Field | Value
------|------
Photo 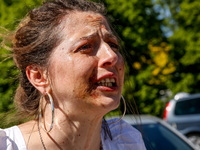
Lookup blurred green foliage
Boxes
[0,0,42,127]
[1,0,200,127]
[157,0,200,94]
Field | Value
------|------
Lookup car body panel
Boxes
[107,115,197,150]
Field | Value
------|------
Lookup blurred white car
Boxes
[163,92,200,148]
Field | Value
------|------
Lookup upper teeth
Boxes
[97,78,116,87]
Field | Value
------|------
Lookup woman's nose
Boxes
[98,43,118,68]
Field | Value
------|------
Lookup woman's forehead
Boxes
[61,11,110,32]
[85,14,105,27]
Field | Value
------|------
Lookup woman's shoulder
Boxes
[101,118,146,150]
[0,126,27,150]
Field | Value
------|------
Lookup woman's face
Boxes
[48,11,124,114]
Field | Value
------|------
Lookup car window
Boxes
[133,123,194,150]
[175,98,200,115]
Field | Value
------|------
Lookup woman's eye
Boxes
[77,43,92,52]
[108,42,119,51]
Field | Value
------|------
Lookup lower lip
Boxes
[96,85,118,92]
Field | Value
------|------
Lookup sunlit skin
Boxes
[49,12,124,114]
[19,11,124,150]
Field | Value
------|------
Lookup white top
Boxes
[0,118,146,150]
[0,125,26,150]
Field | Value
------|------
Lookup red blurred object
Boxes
[163,102,170,121]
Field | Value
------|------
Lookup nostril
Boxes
[100,54,118,68]
[103,62,112,66]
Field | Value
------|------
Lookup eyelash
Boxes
[76,42,119,53]
[77,43,92,52]
[108,42,119,51]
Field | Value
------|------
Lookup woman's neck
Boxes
[19,107,104,150]
[48,110,103,150]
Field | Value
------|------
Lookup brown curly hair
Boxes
[13,0,105,117]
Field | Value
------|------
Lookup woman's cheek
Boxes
[118,55,125,72]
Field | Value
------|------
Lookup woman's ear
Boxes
[26,65,50,94]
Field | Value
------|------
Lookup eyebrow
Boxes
[79,32,118,42]
[79,32,99,41]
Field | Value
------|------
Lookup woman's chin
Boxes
[97,96,120,111]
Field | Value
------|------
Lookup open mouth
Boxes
[96,78,116,87]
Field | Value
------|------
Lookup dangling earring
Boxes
[38,92,55,133]
[103,95,126,125]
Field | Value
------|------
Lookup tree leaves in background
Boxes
[159,0,200,94]
[0,0,42,112]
